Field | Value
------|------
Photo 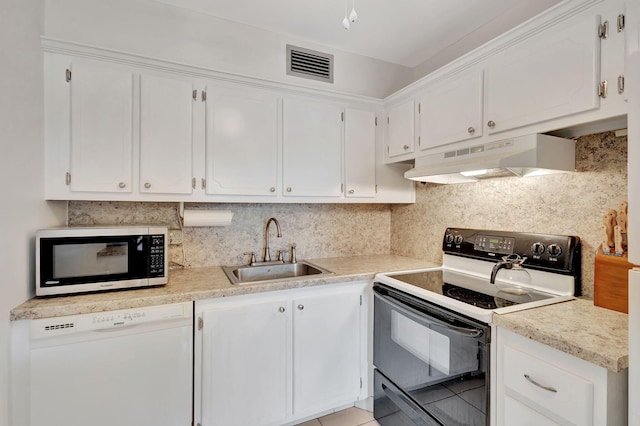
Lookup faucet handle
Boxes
[244,251,256,266]
[290,243,297,264]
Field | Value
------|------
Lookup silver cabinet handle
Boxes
[524,374,557,393]
[467,127,475,134]
[297,304,304,310]
[278,307,285,313]
[118,182,126,189]
[487,120,496,128]
[403,144,410,150]
[144,182,151,189]
[270,187,276,193]
[348,189,355,194]
[286,187,292,193]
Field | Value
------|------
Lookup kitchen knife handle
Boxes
[602,224,611,253]
[615,225,624,255]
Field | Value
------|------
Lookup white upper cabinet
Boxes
[205,85,279,196]
[418,69,483,150]
[282,98,343,197]
[381,0,626,160]
[68,61,134,193]
[139,74,196,195]
[484,14,601,135]
[42,44,413,203]
[386,100,415,158]
[344,108,377,198]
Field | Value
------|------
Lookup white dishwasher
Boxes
[12,302,193,426]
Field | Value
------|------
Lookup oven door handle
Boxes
[381,381,443,426]
[375,291,485,338]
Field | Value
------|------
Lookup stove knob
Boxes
[547,243,563,257]
[531,242,546,256]
[454,235,464,245]
[445,234,455,244]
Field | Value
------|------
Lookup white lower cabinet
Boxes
[496,327,627,426]
[292,289,362,417]
[195,282,367,426]
[198,296,290,426]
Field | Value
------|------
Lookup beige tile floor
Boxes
[296,407,380,426]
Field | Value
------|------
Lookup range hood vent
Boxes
[405,134,575,184]
[286,45,334,83]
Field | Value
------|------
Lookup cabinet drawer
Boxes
[504,395,558,426]
[503,345,593,425]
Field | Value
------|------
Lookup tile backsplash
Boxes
[68,131,626,299]
[68,202,391,268]
[390,131,628,299]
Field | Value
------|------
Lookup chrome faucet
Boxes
[263,217,282,262]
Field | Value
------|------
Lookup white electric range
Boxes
[372,227,581,426]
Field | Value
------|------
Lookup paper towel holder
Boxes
[178,202,234,227]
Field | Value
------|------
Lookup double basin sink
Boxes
[222,260,334,285]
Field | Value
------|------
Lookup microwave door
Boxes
[39,235,144,288]
[53,241,129,280]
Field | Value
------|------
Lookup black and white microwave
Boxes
[36,226,168,296]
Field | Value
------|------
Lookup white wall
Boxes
[44,0,413,99]
[0,2,67,425]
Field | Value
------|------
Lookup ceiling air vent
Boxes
[287,44,334,83]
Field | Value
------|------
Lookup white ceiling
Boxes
[153,0,563,68]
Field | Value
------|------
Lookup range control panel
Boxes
[442,227,581,277]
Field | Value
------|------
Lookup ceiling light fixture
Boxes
[342,0,358,30]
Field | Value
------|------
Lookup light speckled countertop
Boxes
[11,255,628,373]
[10,254,435,321]
[493,298,628,372]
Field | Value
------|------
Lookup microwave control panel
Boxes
[149,234,165,276]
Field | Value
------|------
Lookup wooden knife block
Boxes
[594,247,632,313]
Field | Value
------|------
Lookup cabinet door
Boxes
[345,108,376,198]
[140,74,195,194]
[205,86,279,196]
[386,100,415,158]
[199,299,290,426]
[419,69,483,150]
[69,61,133,193]
[485,15,601,134]
[283,98,343,197]
[292,289,362,416]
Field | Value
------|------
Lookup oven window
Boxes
[53,242,129,279]
[391,310,479,376]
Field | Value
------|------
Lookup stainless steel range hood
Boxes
[404,134,575,184]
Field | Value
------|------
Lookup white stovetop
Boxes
[374,254,576,324]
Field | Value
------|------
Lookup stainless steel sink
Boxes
[222,261,333,285]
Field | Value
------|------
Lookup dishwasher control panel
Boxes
[30,302,191,339]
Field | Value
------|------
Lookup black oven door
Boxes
[373,283,490,426]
